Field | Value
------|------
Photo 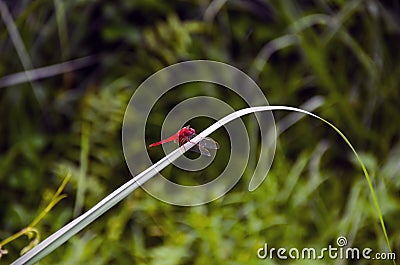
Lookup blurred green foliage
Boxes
[0,0,399,264]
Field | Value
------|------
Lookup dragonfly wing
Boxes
[198,137,219,150]
[187,145,211,156]
[198,146,211,156]
[183,144,211,156]
[180,134,218,156]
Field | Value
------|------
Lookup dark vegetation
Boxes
[0,1,399,264]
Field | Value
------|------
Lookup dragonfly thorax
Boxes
[179,126,196,137]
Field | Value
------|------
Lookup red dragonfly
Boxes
[149,125,219,156]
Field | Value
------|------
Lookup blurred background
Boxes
[0,0,399,264]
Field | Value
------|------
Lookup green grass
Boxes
[1,0,399,264]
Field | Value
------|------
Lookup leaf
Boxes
[12,106,392,265]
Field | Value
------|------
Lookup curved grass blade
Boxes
[12,106,393,264]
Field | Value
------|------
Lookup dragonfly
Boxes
[149,125,219,156]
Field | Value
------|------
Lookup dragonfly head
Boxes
[182,125,196,136]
